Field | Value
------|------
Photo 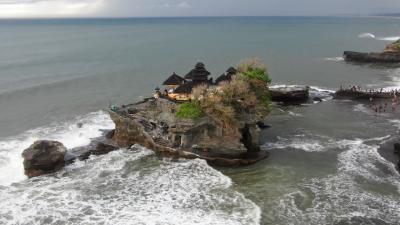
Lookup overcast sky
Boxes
[0,0,400,18]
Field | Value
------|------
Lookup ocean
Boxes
[0,17,399,225]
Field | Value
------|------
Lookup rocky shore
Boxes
[109,97,269,167]
[343,39,400,63]
[269,85,310,102]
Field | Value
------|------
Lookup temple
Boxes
[215,67,238,85]
[161,62,237,101]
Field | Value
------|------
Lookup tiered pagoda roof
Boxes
[184,62,211,83]
[174,82,195,94]
[215,67,238,84]
[163,72,186,86]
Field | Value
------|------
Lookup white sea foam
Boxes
[0,148,261,225]
[264,135,329,152]
[324,56,344,62]
[377,36,400,41]
[358,33,376,39]
[0,111,114,186]
[388,119,400,130]
[268,137,400,224]
[358,32,400,42]
[288,111,303,117]
[309,86,335,94]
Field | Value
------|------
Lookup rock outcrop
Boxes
[334,89,395,99]
[21,140,67,178]
[343,39,400,63]
[343,51,400,63]
[109,98,268,166]
[395,143,400,170]
[78,142,119,160]
[269,85,310,102]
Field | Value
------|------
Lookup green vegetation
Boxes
[238,58,271,83]
[189,58,272,136]
[386,40,400,51]
[176,102,203,119]
[394,42,400,51]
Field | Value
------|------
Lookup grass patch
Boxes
[176,102,203,119]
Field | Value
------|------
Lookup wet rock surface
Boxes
[109,98,269,166]
[21,140,67,178]
[78,142,119,160]
[343,51,400,63]
[334,89,395,100]
[377,140,400,173]
[343,40,400,63]
[269,85,310,102]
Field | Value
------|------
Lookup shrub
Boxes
[176,102,203,119]
[238,58,271,83]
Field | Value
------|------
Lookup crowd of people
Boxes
[339,85,399,114]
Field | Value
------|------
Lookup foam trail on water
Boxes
[0,148,261,225]
[358,33,376,39]
[324,57,344,62]
[0,111,114,186]
[377,36,400,41]
[358,32,399,41]
[267,137,400,224]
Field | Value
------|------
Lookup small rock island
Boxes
[344,39,400,63]
[109,59,271,166]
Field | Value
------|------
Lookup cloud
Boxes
[0,0,400,18]
[0,0,104,18]
[177,1,190,9]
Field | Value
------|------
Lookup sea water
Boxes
[0,17,399,225]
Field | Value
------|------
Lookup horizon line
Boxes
[0,15,396,20]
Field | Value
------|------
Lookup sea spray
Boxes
[0,148,262,225]
[0,111,114,186]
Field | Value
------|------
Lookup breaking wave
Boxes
[263,134,332,152]
[0,111,115,186]
[358,33,400,41]
[358,33,376,39]
[324,57,344,62]
[377,36,400,41]
[264,137,400,224]
[0,147,261,225]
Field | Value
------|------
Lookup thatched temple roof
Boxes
[184,62,211,82]
[163,73,186,86]
[174,82,195,94]
[226,67,237,75]
[215,67,238,84]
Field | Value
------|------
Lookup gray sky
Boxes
[0,0,400,18]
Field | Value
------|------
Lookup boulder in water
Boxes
[343,51,400,63]
[105,129,115,139]
[343,39,400,63]
[395,143,400,170]
[78,142,119,160]
[22,140,67,178]
[269,85,310,102]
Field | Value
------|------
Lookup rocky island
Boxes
[109,59,271,166]
[344,39,400,63]
[22,59,274,177]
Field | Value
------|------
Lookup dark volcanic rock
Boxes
[269,85,310,102]
[394,143,400,154]
[313,97,323,102]
[334,89,394,100]
[395,143,400,170]
[378,141,400,173]
[78,142,119,160]
[105,129,115,139]
[22,140,67,178]
[344,51,400,63]
[257,121,271,129]
[109,98,268,166]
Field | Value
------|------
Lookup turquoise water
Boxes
[0,17,399,224]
